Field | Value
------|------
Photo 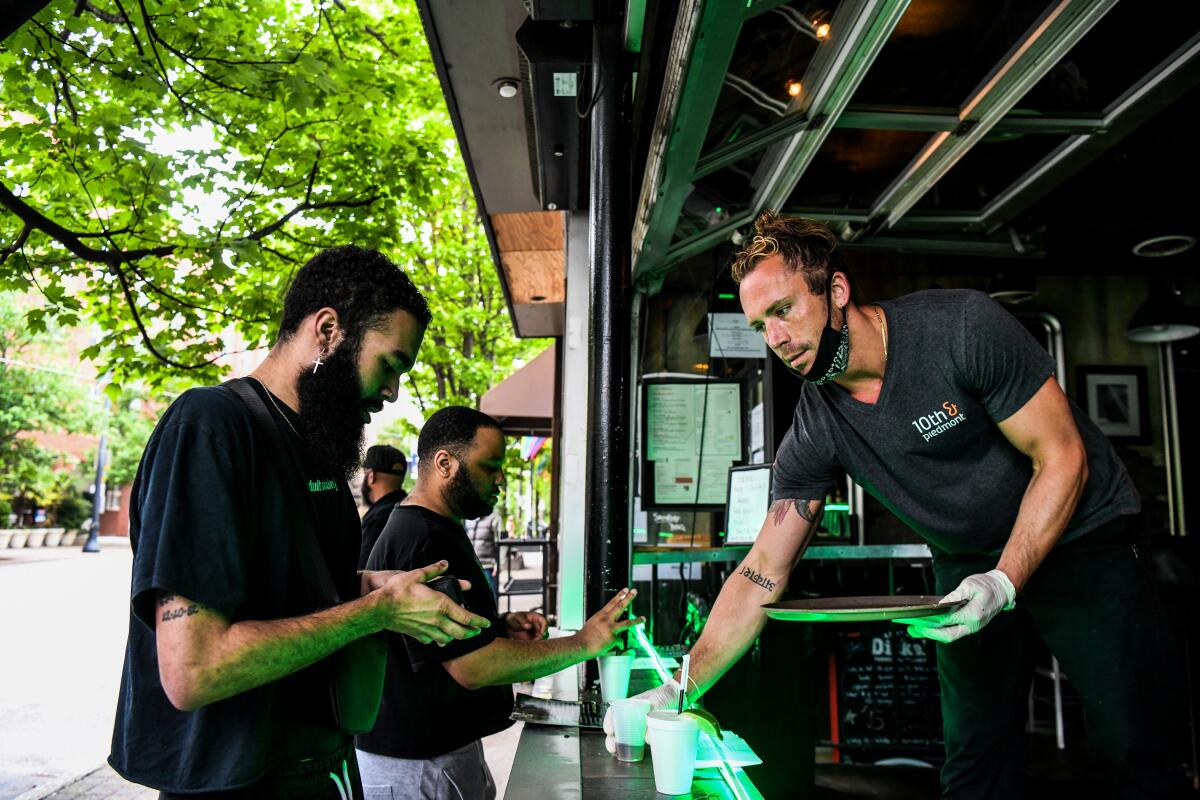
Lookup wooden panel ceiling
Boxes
[492,211,565,304]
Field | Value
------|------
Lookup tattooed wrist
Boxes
[739,566,777,592]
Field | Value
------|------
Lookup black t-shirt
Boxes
[358,488,407,570]
[773,290,1140,555]
[356,505,514,759]
[109,381,362,793]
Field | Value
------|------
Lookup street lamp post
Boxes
[81,430,105,553]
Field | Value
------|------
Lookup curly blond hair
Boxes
[730,210,847,295]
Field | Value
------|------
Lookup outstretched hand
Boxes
[577,589,645,658]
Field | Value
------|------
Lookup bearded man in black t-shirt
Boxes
[109,247,491,800]
[356,406,642,799]
[606,212,1187,799]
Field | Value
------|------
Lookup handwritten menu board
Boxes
[725,466,772,544]
[836,627,943,757]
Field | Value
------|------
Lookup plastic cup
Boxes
[598,652,634,703]
[646,710,700,795]
[610,698,652,762]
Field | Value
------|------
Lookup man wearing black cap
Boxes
[358,444,409,569]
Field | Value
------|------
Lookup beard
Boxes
[360,476,372,505]
[295,341,367,481]
[443,463,496,521]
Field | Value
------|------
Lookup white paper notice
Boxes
[653,459,696,504]
[646,384,697,460]
[709,313,767,359]
[652,457,733,505]
[696,384,741,458]
[749,402,764,455]
[725,466,772,544]
[697,458,732,505]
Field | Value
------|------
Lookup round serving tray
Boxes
[762,595,967,623]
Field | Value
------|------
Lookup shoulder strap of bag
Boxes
[222,377,343,607]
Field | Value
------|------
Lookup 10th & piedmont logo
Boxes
[910,401,967,442]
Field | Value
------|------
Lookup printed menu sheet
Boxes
[646,383,742,505]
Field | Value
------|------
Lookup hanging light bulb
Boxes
[785,79,803,98]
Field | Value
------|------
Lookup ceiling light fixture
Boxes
[815,22,831,39]
[785,79,803,98]
[1126,286,1199,343]
[492,78,520,99]
[987,271,1037,305]
[1131,234,1195,258]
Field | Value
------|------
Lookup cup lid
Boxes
[611,698,651,711]
[646,710,699,730]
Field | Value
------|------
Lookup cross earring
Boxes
[311,350,326,373]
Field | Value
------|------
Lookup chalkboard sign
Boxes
[835,626,943,759]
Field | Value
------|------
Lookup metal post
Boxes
[81,432,104,553]
[585,10,632,633]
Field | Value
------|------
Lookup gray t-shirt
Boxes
[773,289,1140,556]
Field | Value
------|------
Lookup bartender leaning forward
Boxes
[607,211,1186,799]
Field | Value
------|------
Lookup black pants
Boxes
[934,515,1187,799]
[159,742,361,800]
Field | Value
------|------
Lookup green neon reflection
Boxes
[630,623,754,800]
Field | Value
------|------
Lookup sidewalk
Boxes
[3,544,547,800]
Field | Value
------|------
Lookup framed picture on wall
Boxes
[1076,365,1150,444]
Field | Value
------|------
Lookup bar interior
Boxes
[421,0,1200,796]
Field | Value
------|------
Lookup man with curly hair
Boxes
[608,212,1185,798]
[110,246,491,799]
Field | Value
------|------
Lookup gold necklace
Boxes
[873,305,888,361]
[247,375,300,438]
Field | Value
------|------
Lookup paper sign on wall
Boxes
[725,466,772,544]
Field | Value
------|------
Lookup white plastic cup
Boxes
[610,698,652,762]
[598,652,634,703]
[646,710,700,795]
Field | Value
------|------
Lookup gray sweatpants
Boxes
[356,741,496,800]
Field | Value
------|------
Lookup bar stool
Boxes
[1026,656,1067,750]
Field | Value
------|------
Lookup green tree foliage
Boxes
[398,185,547,422]
[104,391,162,486]
[0,291,95,503]
[0,0,482,392]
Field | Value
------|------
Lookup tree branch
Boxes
[0,181,175,265]
[107,263,216,370]
[407,373,427,413]
[243,192,378,242]
[76,0,126,24]
[364,26,397,57]
[109,0,145,56]
[0,226,32,267]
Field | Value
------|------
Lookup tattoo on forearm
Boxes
[738,566,777,592]
[769,499,822,527]
[160,602,205,622]
[158,593,176,607]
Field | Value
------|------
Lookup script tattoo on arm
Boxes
[769,498,821,527]
[738,565,777,592]
[158,592,206,623]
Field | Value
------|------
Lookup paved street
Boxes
[0,539,543,799]
[0,539,132,800]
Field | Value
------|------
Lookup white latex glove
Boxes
[899,569,1016,644]
[602,679,682,754]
